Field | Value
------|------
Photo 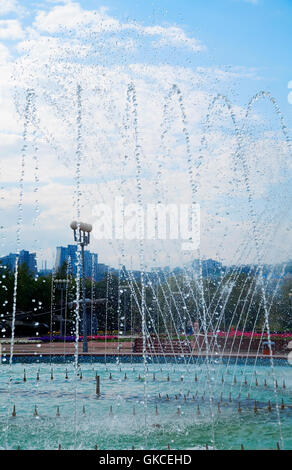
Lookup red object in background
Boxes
[79,335,118,341]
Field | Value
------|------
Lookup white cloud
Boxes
[33,2,205,52]
[142,25,205,52]
[0,0,26,17]
[0,0,18,15]
[34,2,94,33]
[0,19,24,39]
[0,42,10,61]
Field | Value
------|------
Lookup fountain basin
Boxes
[0,357,291,450]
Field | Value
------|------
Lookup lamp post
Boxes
[70,221,92,353]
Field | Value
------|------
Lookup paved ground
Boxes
[0,340,287,359]
[0,341,133,355]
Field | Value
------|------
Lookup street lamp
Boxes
[70,220,92,353]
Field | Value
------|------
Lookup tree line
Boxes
[0,261,291,337]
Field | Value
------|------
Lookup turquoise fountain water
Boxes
[0,359,291,450]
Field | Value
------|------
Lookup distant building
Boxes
[0,250,37,275]
[38,260,52,276]
[38,268,52,276]
[55,246,69,272]
[19,250,37,275]
[191,258,223,278]
[55,245,101,280]
[0,253,16,272]
[96,263,107,274]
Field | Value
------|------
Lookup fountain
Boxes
[0,6,291,451]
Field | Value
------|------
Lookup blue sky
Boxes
[2,0,292,109]
[43,0,292,112]
[103,0,292,116]
[0,0,291,269]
